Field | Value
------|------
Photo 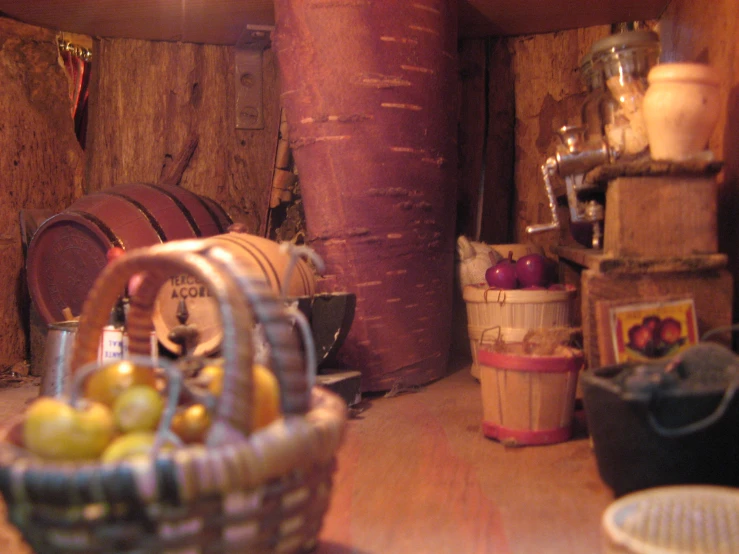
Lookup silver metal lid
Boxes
[590,30,660,58]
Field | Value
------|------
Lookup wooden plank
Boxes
[85,37,280,235]
[457,38,487,239]
[319,365,613,554]
[604,176,718,258]
[0,17,84,370]
[0,0,275,45]
[555,246,728,274]
[0,0,671,44]
[479,37,515,244]
[461,0,669,37]
[0,368,613,553]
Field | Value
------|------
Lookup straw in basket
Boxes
[0,240,347,553]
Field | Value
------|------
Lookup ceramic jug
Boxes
[643,62,721,161]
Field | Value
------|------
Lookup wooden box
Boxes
[557,248,733,371]
[604,176,717,258]
[581,260,732,370]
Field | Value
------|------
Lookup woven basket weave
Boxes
[0,240,347,553]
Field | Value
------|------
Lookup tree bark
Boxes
[274,0,459,391]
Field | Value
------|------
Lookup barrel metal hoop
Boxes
[195,195,229,233]
[148,184,203,236]
[211,234,283,292]
[66,210,124,248]
[107,191,168,242]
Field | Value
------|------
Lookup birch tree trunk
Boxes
[274,0,459,391]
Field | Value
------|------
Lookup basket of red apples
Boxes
[463,251,576,379]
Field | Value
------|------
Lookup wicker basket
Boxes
[463,284,576,379]
[0,240,347,553]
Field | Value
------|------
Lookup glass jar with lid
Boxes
[590,30,661,157]
[580,52,619,145]
[579,52,604,142]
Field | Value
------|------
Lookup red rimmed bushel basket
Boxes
[478,343,583,446]
[0,240,347,553]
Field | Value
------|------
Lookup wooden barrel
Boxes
[152,232,316,356]
[26,183,231,324]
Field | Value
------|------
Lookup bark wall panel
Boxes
[274,0,459,391]
[0,18,84,369]
[85,38,281,235]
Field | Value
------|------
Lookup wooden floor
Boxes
[0,362,616,553]
[317,362,614,554]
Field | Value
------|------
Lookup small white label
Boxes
[98,326,124,363]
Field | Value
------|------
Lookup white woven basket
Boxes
[602,485,739,554]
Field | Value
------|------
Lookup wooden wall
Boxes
[0,1,737,373]
[0,19,84,370]
[86,38,281,234]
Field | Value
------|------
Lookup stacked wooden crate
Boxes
[558,164,733,370]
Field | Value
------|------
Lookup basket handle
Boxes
[203,244,312,416]
[648,368,739,438]
[70,246,260,439]
[479,325,502,345]
[482,287,506,305]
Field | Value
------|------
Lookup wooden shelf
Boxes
[0,0,671,44]
[555,245,728,274]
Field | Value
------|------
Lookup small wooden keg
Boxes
[152,232,316,356]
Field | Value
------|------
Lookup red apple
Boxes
[516,253,554,288]
[485,262,518,289]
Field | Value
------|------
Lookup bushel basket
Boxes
[0,240,348,553]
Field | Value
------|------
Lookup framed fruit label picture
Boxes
[596,296,699,365]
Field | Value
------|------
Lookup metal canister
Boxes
[39,320,78,397]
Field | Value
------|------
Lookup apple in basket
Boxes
[485,251,519,289]
[19,359,284,462]
[23,397,116,461]
[515,253,557,288]
[180,362,282,437]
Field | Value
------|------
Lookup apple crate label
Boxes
[609,298,698,363]
[98,326,124,363]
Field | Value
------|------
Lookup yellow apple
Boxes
[84,360,158,407]
[112,385,164,433]
[101,431,169,463]
[199,364,224,396]
[171,404,212,444]
[253,364,281,430]
[23,397,116,461]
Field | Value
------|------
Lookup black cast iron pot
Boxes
[581,342,739,497]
